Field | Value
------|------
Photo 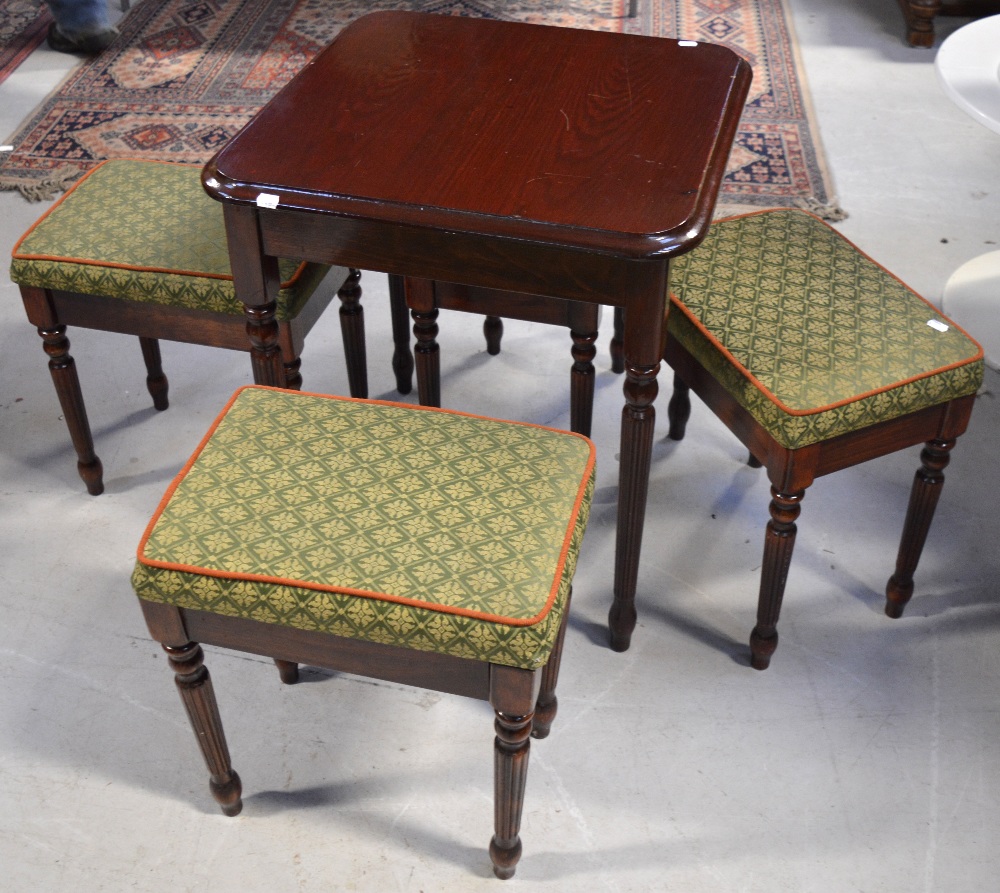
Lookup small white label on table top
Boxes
[927,319,950,332]
[678,41,698,47]
[256,193,280,209]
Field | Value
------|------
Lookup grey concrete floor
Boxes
[1,1,999,890]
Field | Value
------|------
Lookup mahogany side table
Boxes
[202,11,752,652]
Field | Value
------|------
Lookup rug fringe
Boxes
[801,196,849,222]
[0,166,82,202]
[716,197,849,223]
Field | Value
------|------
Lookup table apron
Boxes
[258,208,669,310]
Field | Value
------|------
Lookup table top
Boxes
[936,14,1000,136]
[205,11,751,259]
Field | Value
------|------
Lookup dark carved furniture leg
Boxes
[273,659,300,684]
[532,593,571,740]
[569,327,597,438]
[412,307,441,408]
[885,438,955,618]
[897,0,941,47]
[751,487,804,670]
[337,268,368,399]
[666,372,690,441]
[387,274,414,395]
[489,665,538,881]
[282,357,303,390]
[38,324,104,495]
[611,306,625,374]
[244,301,285,386]
[139,337,169,411]
[164,642,243,816]
[608,359,659,651]
[484,316,504,355]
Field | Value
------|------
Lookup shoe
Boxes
[46,22,119,55]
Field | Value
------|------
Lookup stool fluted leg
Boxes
[751,487,804,670]
[164,642,242,817]
[885,438,954,618]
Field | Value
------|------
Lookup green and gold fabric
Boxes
[10,160,333,320]
[668,210,984,449]
[133,387,596,670]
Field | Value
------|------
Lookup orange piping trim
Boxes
[11,159,308,292]
[136,385,597,628]
[670,209,985,418]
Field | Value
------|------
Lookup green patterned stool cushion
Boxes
[668,210,984,449]
[10,159,333,321]
[132,387,596,670]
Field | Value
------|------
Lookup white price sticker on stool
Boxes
[256,193,280,209]
[927,319,949,332]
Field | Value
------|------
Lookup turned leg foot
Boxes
[666,373,690,441]
[282,357,303,390]
[139,337,169,410]
[490,709,532,879]
[337,268,368,398]
[164,642,243,816]
[885,438,954,618]
[751,487,803,670]
[274,659,300,684]
[39,325,104,495]
[484,315,503,356]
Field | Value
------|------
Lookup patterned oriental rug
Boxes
[0,0,840,217]
[0,0,50,87]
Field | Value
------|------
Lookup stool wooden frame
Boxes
[18,270,367,496]
[138,596,571,880]
[663,335,977,669]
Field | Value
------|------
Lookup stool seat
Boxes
[668,210,983,449]
[663,209,983,669]
[133,386,593,669]
[131,386,594,878]
[11,159,329,319]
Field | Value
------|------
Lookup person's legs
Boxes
[45,0,118,54]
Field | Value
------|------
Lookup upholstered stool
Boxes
[10,159,368,496]
[662,209,983,669]
[131,386,595,879]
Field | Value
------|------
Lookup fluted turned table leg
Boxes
[608,357,659,651]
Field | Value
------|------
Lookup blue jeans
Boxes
[45,0,112,36]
